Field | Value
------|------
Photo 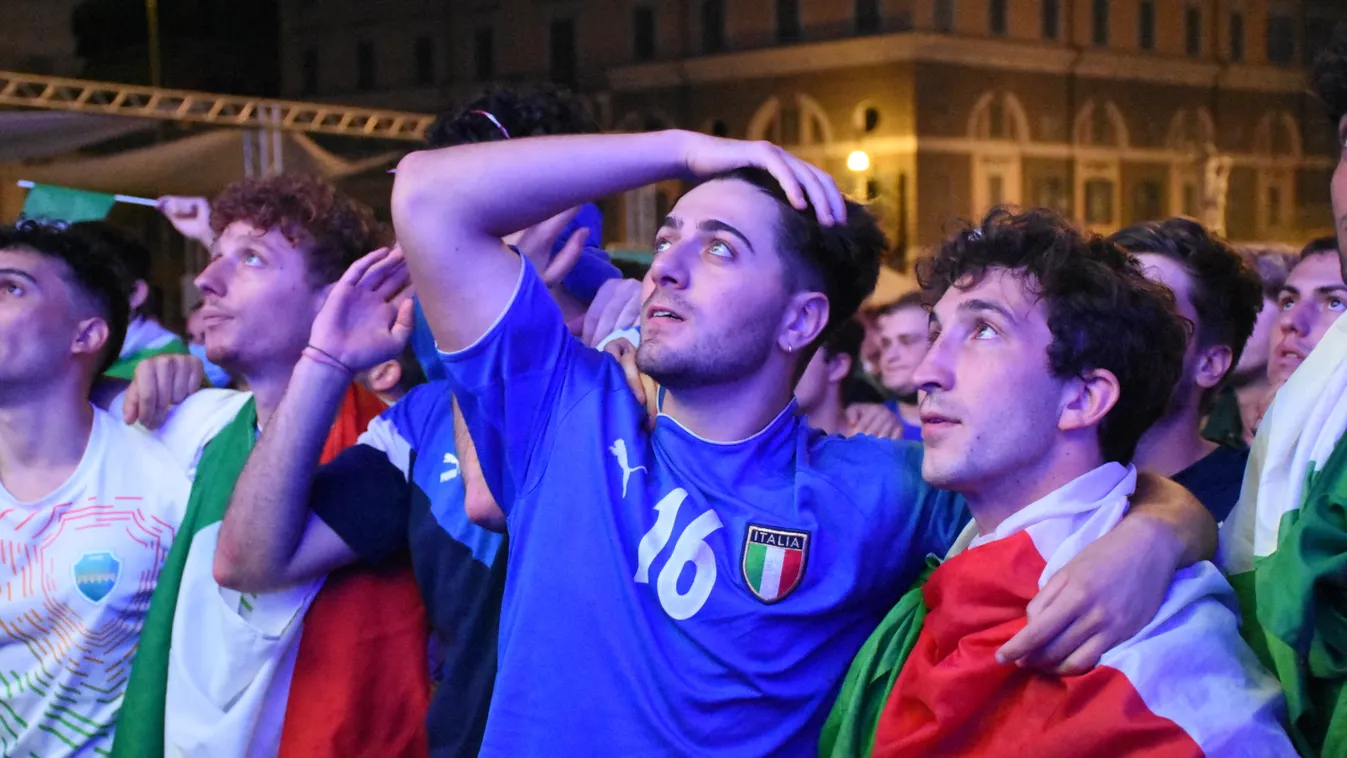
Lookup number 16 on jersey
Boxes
[633,489,724,621]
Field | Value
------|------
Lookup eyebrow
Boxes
[698,219,755,255]
[0,268,38,285]
[960,297,1019,324]
[660,215,682,231]
[1280,284,1347,298]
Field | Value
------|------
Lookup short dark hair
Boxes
[425,84,599,148]
[821,318,865,366]
[67,221,153,316]
[1110,218,1263,410]
[1300,235,1340,261]
[211,174,390,287]
[0,220,129,375]
[1311,21,1347,127]
[875,290,926,319]
[919,207,1187,464]
[1238,245,1298,300]
[707,166,884,349]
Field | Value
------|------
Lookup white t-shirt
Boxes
[108,389,254,479]
[0,407,190,756]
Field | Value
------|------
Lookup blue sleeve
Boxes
[409,298,448,383]
[867,442,969,601]
[437,258,601,515]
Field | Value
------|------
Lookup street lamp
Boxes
[847,150,871,173]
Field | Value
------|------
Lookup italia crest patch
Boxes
[73,550,121,603]
[741,525,809,604]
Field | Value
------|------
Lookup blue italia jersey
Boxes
[443,260,967,756]
[310,381,505,757]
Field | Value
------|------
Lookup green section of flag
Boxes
[102,339,191,381]
[820,557,938,758]
[744,543,767,593]
[110,400,257,758]
[1239,435,1347,758]
[21,184,117,223]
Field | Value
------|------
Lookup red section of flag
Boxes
[873,531,1202,758]
[779,545,804,595]
[279,384,431,758]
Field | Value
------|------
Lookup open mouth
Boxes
[645,304,685,322]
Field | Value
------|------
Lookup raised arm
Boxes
[390,130,845,353]
[215,248,414,592]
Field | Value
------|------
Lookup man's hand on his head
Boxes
[124,354,206,430]
[583,278,642,347]
[845,403,903,439]
[604,338,659,429]
[678,133,848,226]
[308,247,415,377]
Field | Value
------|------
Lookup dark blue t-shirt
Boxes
[442,259,968,756]
[1172,444,1250,523]
[310,381,504,758]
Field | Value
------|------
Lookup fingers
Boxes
[1050,634,1111,676]
[174,356,205,405]
[584,279,640,347]
[517,206,582,270]
[390,298,416,345]
[995,578,1067,665]
[340,247,392,288]
[605,338,647,408]
[757,145,809,213]
[365,250,411,299]
[642,374,660,430]
[123,380,140,425]
[128,361,159,429]
[806,162,848,224]
[542,229,586,289]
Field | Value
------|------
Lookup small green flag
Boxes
[21,183,117,223]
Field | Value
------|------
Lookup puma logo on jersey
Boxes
[609,439,647,497]
[441,453,460,483]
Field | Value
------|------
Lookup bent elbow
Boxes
[211,539,265,593]
[465,485,507,533]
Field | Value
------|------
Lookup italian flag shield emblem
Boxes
[742,525,809,603]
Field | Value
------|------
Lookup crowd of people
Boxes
[4,18,1347,758]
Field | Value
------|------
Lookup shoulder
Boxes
[92,408,192,502]
[156,390,253,477]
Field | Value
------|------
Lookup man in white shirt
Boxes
[0,220,190,756]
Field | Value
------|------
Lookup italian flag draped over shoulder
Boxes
[112,385,429,757]
[825,464,1291,757]
[1218,315,1347,757]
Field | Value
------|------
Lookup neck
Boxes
[1232,378,1269,441]
[0,379,95,499]
[662,371,796,442]
[964,441,1102,534]
[803,390,847,435]
[241,363,302,429]
[1133,403,1217,478]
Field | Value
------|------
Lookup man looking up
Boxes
[1267,238,1346,389]
[1111,219,1264,521]
[847,207,1291,756]
[1220,22,1347,755]
[874,292,929,440]
[0,221,190,756]
[363,130,1205,753]
[111,176,429,758]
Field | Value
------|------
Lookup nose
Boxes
[194,257,227,298]
[1277,301,1308,338]
[646,240,691,291]
[911,334,952,394]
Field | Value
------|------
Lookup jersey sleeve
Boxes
[309,386,435,564]
[436,254,598,515]
[867,441,969,601]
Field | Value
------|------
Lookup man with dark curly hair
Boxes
[110,174,431,758]
[1110,219,1264,521]
[828,207,1290,757]
[1218,20,1347,757]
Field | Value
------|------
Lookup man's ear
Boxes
[1193,343,1234,390]
[362,359,403,395]
[1058,368,1121,433]
[778,292,829,354]
[129,280,150,314]
[827,352,853,384]
[72,316,111,364]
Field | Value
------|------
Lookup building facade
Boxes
[277,0,1344,264]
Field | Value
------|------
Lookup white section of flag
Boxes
[760,547,785,600]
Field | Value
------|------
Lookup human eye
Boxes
[707,240,734,259]
[972,322,998,340]
[653,238,672,254]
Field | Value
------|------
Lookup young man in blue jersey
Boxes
[222,130,1211,754]
[389,131,1216,754]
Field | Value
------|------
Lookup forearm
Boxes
[215,357,350,589]
[1126,472,1216,567]
[393,130,691,244]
